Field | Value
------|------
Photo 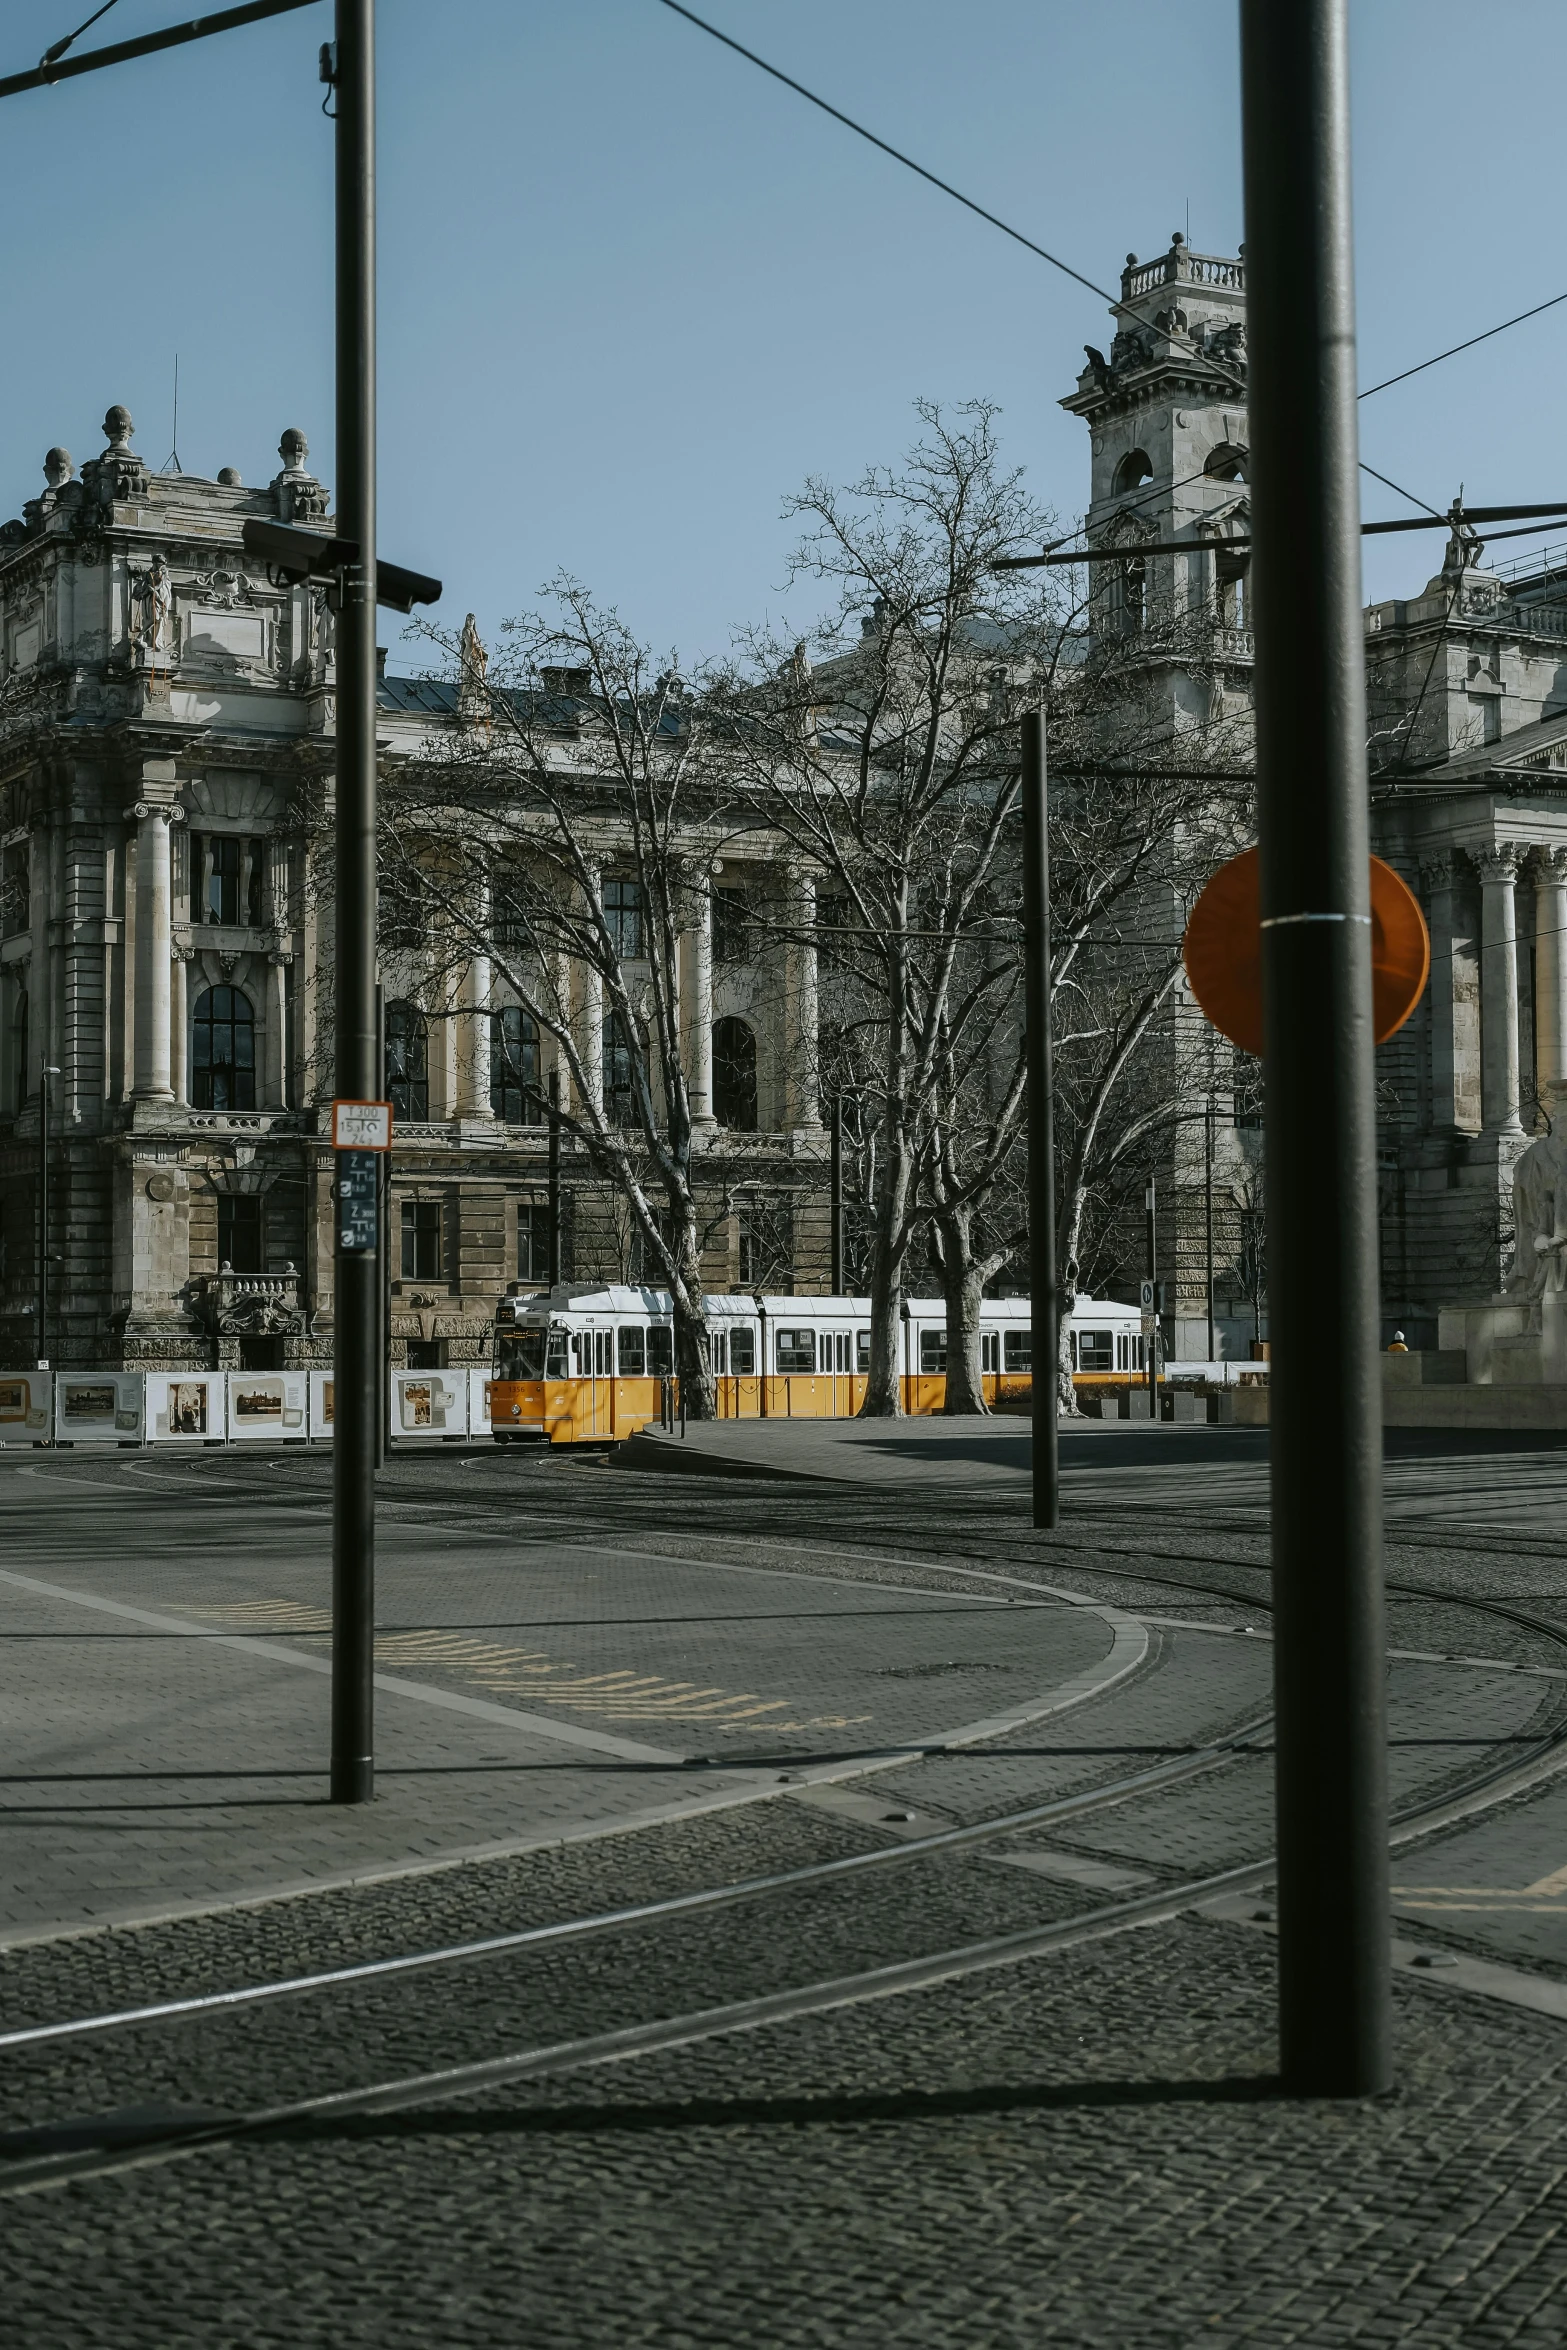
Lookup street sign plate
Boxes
[1139,1279,1156,1312]
[336,1152,380,1254]
[332,1098,393,1150]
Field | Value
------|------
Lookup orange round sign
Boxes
[1182,846,1430,1057]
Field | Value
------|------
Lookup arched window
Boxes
[601,1011,642,1128]
[385,1000,428,1121]
[713,1016,757,1131]
[1112,448,1153,497]
[1205,443,1248,483]
[192,986,256,1111]
[11,986,27,1114]
[490,1004,542,1123]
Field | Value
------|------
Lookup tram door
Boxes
[571,1324,614,1437]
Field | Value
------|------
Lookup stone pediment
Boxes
[1430,712,1567,787]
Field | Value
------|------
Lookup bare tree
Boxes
[379,582,771,1416]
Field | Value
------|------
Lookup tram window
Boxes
[498,1330,547,1381]
[595,1331,611,1376]
[981,1331,1000,1373]
[1069,1332,1079,1369]
[729,1327,755,1375]
[545,1333,568,1378]
[648,1326,674,1376]
[1078,1329,1115,1372]
[572,1333,587,1372]
[618,1326,646,1376]
[856,1329,871,1372]
[775,1326,815,1373]
[1004,1329,1032,1372]
[710,1330,728,1374]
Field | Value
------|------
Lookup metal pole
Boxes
[1239,0,1390,2095]
[331,0,377,1806]
[1145,1178,1157,1419]
[547,1066,562,1286]
[830,1093,844,1296]
[1205,1092,1216,1363]
[37,1066,49,1368]
[374,982,388,1471]
[1020,710,1058,1530]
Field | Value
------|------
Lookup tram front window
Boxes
[497,1329,548,1381]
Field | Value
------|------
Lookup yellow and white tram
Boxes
[488,1285,1150,1444]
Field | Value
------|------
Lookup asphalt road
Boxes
[1,1433,1564,2346]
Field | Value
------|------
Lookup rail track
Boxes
[4,1492,1565,2203]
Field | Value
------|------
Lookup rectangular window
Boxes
[218,1195,263,1275]
[775,1326,815,1374]
[545,1332,569,1378]
[603,877,643,960]
[728,1326,755,1376]
[400,1199,444,1281]
[713,888,754,964]
[0,839,28,937]
[595,1330,611,1376]
[203,835,241,925]
[518,1202,551,1282]
[981,1331,1000,1373]
[709,1330,728,1374]
[1003,1329,1032,1372]
[617,1326,646,1376]
[856,1328,871,1373]
[920,1328,948,1373]
[647,1325,674,1376]
[247,839,266,927]
[1078,1328,1115,1372]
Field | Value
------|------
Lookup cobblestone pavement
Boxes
[1,1437,1565,2343]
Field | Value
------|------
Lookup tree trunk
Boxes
[858,1137,912,1416]
[935,1203,990,1416]
[668,1195,716,1419]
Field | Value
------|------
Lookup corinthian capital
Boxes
[1534,844,1567,884]
[1472,843,1524,886]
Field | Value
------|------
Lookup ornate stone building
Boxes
[0,412,826,1373]
[1064,236,1567,1350]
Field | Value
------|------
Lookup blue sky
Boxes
[5,0,1566,662]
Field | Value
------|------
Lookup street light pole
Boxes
[547,1067,562,1287]
[1239,0,1391,2094]
[37,1063,60,1368]
[830,1093,844,1297]
[1145,1178,1157,1419]
[331,0,378,1806]
[1020,710,1058,1530]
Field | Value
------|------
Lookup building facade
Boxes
[0,412,827,1374]
[1062,235,1567,1350]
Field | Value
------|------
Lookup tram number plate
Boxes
[337,1152,379,1254]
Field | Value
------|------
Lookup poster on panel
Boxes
[226,1371,308,1440]
[308,1369,336,1441]
[467,1367,495,1438]
[0,1372,51,1443]
[146,1373,228,1443]
[55,1373,144,1443]
[391,1370,468,1438]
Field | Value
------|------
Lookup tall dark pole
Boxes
[37,1066,50,1368]
[829,1093,844,1296]
[331,0,377,1806]
[1205,1093,1216,1363]
[1145,1179,1157,1419]
[1240,0,1390,2095]
[374,982,387,1471]
[1020,710,1058,1531]
[547,1067,562,1287]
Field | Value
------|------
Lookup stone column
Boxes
[128,782,181,1100]
[1534,845,1567,1113]
[572,870,603,1117]
[263,949,291,1109]
[454,877,493,1119]
[680,880,716,1130]
[1420,852,1479,1132]
[169,943,193,1103]
[784,869,820,1131]
[1476,844,1524,1134]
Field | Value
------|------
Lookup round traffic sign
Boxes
[1182,846,1430,1056]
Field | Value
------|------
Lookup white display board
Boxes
[467,1367,495,1439]
[55,1372,144,1444]
[145,1372,228,1444]
[226,1370,309,1441]
[0,1372,51,1445]
[390,1369,468,1438]
[308,1369,336,1442]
